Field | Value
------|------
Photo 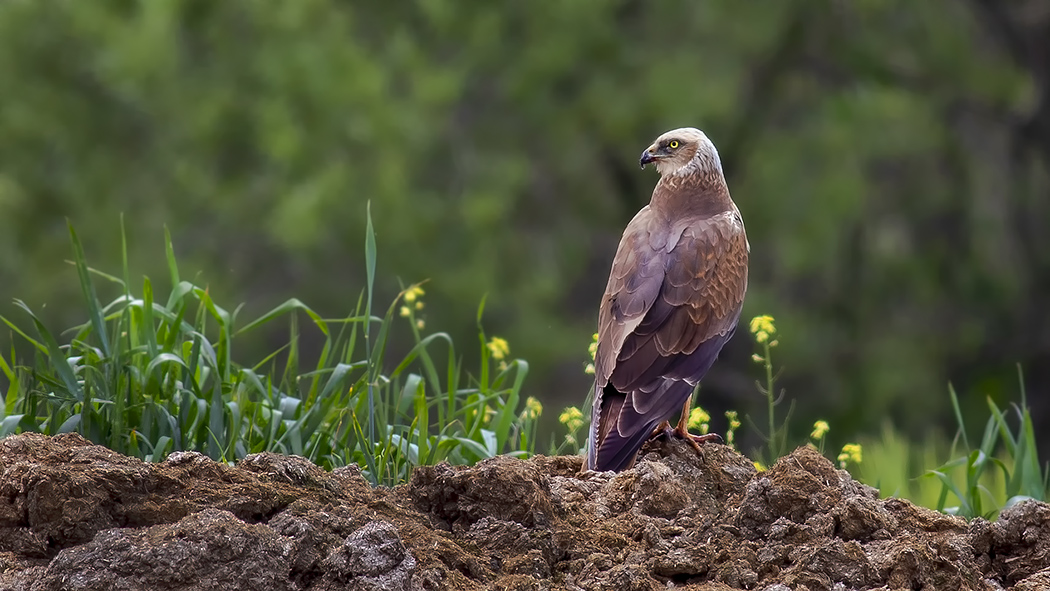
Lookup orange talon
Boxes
[647,393,723,452]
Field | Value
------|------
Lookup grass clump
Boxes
[922,369,1048,519]
[0,207,536,486]
[830,371,1049,520]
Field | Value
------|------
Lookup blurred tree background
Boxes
[0,0,1047,453]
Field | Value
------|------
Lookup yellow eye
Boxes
[668,140,679,149]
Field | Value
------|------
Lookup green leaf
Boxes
[0,415,24,437]
[13,300,84,401]
[67,220,111,357]
[233,298,328,338]
[163,226,180,293]
[363,201,378,452]
[492,359,529,452]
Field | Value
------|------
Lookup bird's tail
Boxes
[585,379,694,472]
[583,382,601,470]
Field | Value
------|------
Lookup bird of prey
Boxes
[584,127,749,472]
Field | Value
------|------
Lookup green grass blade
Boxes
[120,214,131,298]
[233,298,327,337]
[163,226,180,292]
[408,375,429,463]
[947,383,969,449]
[67,221,111,357]
[145,436,173,462]
[1014,365,1046,500]
[13,300,83,401]
[351,411,379,486]
[207,379,225,461]
[141,277,159,359]
[364,202,378,451]
[0,345,14,384]
[925,468,969,516]
[454,436,494,461]
[0,415,24,437]
[986,397,1017,456]
[492,360,529,452]
[0,316,46,355]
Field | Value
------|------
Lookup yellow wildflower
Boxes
[487,336,510,361]
[415,301,424,310]
[811,420,830,440]
[524,396,543,420]
[749,315,776,344]
[725,410,740,446]
[403,285,425,304]
[583,333,599,375]
[838,443,863,469]
[416,319,425,330]
[399,306,411,318]
[559,406,585,433]
[725,410,741,430]
[688,406,711,434]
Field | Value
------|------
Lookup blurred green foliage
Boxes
[0,1,1048,448]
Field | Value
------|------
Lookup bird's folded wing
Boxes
[593,210,748,454]
[601,212,747,387]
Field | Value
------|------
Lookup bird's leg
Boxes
[646,394,723,451]
[650,420,674,439]
[673,394,723,451]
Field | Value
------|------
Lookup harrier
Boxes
[584,127,749,472]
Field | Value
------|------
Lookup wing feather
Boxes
[586,202,748,472]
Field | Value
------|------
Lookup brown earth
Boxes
[1,433,1048,590]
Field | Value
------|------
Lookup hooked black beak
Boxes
[639,148,658,169]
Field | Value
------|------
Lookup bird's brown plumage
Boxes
[584,127,749,472]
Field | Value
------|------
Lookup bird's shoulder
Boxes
[662,211,749,319]
[602,206,746,320]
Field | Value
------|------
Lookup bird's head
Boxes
[639,127,722,177]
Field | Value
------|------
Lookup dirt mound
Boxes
[1,433,1048,590]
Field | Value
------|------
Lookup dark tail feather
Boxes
[585,386,625,470]
[587,380,694,472]
[592,415,662,471]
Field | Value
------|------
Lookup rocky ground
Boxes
[1,433,1049,590]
